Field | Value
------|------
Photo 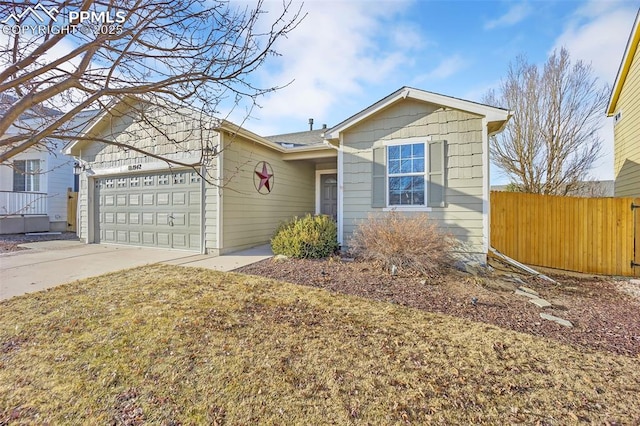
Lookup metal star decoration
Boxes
[254,161,274,194]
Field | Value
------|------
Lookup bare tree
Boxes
[0,0,303,165]
[484,48,609,195]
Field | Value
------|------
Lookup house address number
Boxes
[127,164,142,171]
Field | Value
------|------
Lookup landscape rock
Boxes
[454,260,489,276]
[529,298,552,308]
[540,313,573,328]
[515,289,539,299]
[272,254,289,262]
[518,286,539,296]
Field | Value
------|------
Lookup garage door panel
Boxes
[157,193,170,205]
[95,170,201,251]
[157,213,169,225]
[173,234,187,247]
[130,231,141,243]
[129,194,140,205]
[143,232,154,244]
[142,213,153,225]
[172,213,186,226]
[158,233,170,246]
[172,192,186,205]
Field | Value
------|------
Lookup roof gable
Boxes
[607,10,640,116]
[324,86,511,139]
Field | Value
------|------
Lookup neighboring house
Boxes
[607,10,640,197]
[0,140,74,233]
[65,87,510,260]
[0,100,90,234]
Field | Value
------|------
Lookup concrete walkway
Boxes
[0,241,273,301]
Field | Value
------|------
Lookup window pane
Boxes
[412,143,424,157]
[413,190,424,205]
[413,176,425,191]
[400,159,412,174]
[388,145,400,160]
[389,191,401,205]
[388,159,400,174]
[26,160,40,191]
[13,160,26,191]
[389,177,402,190]
[400,144,412,158]
[413,158,424,173]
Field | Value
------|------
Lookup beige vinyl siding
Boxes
[613,42,640,197]
[203,178,218,253]
[221,135,315,253]
[81,104,216,168]
[342,99,486,252]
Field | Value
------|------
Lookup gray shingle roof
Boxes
[265,128,326,147]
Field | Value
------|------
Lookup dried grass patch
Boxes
[1,265,639,424]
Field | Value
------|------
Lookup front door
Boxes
[320,173,337,220]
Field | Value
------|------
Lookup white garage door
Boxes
[94,170,201,251]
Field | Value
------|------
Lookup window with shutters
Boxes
[372,138,446,209]
[387,143,425,205]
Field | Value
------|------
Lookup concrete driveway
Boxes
[0,241,272,301]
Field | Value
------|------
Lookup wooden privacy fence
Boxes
[491,191,640,277]
[67,188,78,232]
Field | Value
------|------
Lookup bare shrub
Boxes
[348,212,454,276]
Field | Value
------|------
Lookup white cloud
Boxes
[552,1,637,181]
[552,1,638,83]
[484,2,532,30]
[414,54,467,83]
[233,0,418,135]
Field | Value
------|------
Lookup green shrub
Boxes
[349,211,453,276]
[271,214,339,259]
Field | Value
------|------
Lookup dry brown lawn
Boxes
[1,265,639,424]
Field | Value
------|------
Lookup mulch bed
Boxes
[236,257,640,357]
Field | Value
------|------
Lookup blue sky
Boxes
[232,0,639,184]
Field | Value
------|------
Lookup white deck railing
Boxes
[0,191,48,216]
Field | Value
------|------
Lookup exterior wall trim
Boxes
[216,134,224,251]
[482,117,490,255]
[337,136,344,246]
